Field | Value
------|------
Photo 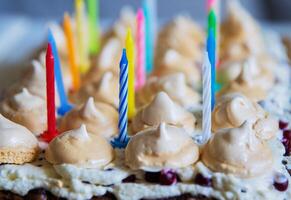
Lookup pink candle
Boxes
[207,0,215,11]
[135,8,146,90]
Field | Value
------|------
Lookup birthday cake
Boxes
[0,1,290,200]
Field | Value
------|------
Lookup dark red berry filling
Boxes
[194,173,212,187]
[273,173,289,192]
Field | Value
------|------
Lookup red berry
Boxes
[274,173,288,191]
[159,169,177,185]
[282,130,291,156]
[283,130,291,140]
[279,121,289,130]
[194,173,212,187]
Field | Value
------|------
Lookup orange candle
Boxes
[63,12,80,91]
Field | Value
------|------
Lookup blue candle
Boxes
[207,28,216,110]
[48,29,73,116]
[111,49,130,148]
[143,0,154,74]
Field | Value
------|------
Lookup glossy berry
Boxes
[282,130,291,156]
[159,169,177,185]
[194,173,212,187]
[283,130,291,140]
[273,173,288,191]
[279,121,289,130]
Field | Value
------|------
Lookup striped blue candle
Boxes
[207,28,216,111]
[48,29,73,116]
[111,49,130,148]
[143,0,154,74]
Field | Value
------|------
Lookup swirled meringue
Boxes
[212,93,278,140]
[152,49,201,88]
[59,97,118,138]
[84,38,121,84]
[6,60,46,99]
[0,88,47,135]
[131,92,196,136]
[202,121,274,178]
[155,16,204,60]
[220,1,265,61]
[217,57,274,89]
[125,123,199,171]
[45,125,114,168]
[136,73,201,110]
[0,114,39,164]
[218,60,270,102]
[72,71,119,108]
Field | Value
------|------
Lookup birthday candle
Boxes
[202,52,212,143]
[88,0,100,54]
[75,0,89,73]
[63,13,80,92]
[208,9,216,38]
[207,0,215,11]
[111,49,130,148]
[207,28,216,110]
[126,28,136,119]
[41,44,58,142]
[143,0,154,74]
[136,8,146,90]
[48,30,73,116]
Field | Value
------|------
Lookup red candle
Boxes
[41,43,58,142]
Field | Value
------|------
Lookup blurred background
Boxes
[1,0,291,21]
[0,0,290,89]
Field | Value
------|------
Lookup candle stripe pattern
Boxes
[111,49,130,148]
[202,52,212,143]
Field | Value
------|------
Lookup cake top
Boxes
[125,123,199,171]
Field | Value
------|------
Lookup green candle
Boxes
[208,9,216,38]
[88,0,100,54]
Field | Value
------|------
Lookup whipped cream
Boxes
[60,97,118,138]
[125,123,199,171]
[45,125,114,167]
[131,92,196,136]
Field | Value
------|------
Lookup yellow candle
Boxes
[126,28,136,119]
[63,13,80,91]
[75,0,89,74]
